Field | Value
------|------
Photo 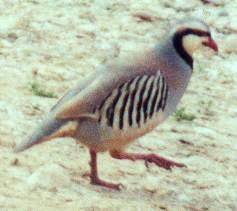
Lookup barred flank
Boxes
[97,71,169,130]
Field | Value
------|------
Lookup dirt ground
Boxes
[0,0,237,210]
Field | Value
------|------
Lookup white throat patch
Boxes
[182,34,207,56]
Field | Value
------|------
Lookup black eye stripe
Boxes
[177,29,210,37]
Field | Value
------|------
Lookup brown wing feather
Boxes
[50,73,96,113]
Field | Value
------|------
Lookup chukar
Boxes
[15,17,218,190]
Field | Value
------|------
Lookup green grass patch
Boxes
[174,107,196,122]
[30,83,57,98]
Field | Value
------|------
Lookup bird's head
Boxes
[171,18,218,67]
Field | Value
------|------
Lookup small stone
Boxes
[7,32,18,42]
[26,163,71,190]
[11,158,19,166]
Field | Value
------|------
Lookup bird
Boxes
[14,17,218,190]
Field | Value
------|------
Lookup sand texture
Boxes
[0,0,237,210]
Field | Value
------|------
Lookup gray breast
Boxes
[95,71,169,131]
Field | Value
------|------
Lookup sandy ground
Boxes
[0,0,237,210]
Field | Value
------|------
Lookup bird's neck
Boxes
[154,38,193,74]
[153,40,193,101]
[153,42,193,115]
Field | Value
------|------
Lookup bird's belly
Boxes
[97,111,167,152]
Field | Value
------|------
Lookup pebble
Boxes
[26,163,71,190]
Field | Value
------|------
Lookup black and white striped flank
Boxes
[96,71,169,130]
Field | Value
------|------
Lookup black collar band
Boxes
[172,31,193,69]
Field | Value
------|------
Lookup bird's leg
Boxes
[89,150,121,190]
[110,151,186,170]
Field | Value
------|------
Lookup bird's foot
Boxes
[110,151,186,170]
[143,154,186,170]
[90,176,122,190]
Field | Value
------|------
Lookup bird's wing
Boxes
[55,53,159,120]
[50,72,96,113]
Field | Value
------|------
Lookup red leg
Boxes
[89,150,121,190]
[110,151,186,170]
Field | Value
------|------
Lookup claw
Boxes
[145,160,150,168]
[91,177,122,190]
[148,154,186,170]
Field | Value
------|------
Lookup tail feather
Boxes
[14,115,67,153]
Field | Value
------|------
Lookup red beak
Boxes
[203,37,218,52]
